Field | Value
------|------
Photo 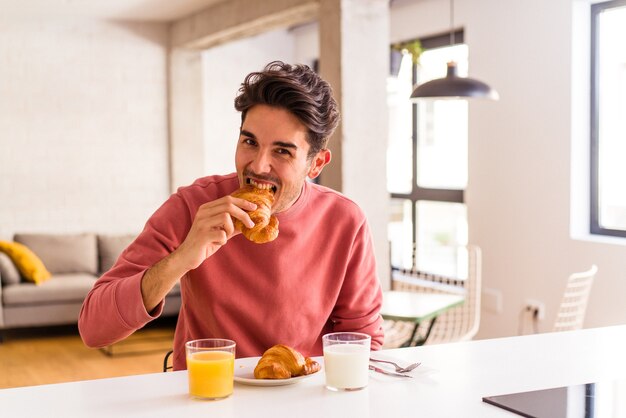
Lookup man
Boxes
[79,61,384,370]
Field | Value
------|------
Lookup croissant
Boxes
[230,185,279,244]
[254,344,321,379]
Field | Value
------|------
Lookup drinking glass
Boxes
[185,338,236,400]
[322,332,371,391]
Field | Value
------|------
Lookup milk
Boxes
[323,343,370,390]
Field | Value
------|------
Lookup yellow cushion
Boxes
[0,240,51,285]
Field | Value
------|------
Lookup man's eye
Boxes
[243,138,256,146]
[276,149,292,156]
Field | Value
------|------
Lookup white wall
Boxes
[0,18,170,238]
[390,0,626,339]
[291,22,319,69]
[202,29,296,176]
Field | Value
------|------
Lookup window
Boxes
[387,32,468,278]
[591,0,626,238]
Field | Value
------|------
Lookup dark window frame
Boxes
[390,30,466,268]
[590,0,626,238]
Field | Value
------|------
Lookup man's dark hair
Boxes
[234,61,340,159]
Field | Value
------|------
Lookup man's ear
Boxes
[307,149,332,179]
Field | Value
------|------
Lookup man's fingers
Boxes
[198,197,256,228]
[223,197,256,229]
[211,229,228,246]
[220,216,236,237]
[191,196,256,251]
[231,207,255,229]
[230,196,257,211]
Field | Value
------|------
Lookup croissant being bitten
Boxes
[254,344,321,379]
[230,185,279,244]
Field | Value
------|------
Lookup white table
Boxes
[2,325,626,417]
[381,290,465,346]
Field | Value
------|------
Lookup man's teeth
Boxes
[249,179,274,190]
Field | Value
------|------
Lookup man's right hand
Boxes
[172,195,257,271]
[140,195,256,313]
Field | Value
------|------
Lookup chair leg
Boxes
[163,350,174,372]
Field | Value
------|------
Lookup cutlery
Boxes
[369,358,421,373]
[369,365,413,378]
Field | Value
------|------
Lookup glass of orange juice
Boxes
[185,338,236,400]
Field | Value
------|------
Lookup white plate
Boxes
[233,356,321,386]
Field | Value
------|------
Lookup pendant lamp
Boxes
[410,0,499,101]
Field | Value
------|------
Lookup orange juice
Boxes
[187,350,235,399]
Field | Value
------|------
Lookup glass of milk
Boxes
[322,332,371,391]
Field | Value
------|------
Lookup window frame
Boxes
[389,30,466,268]
[590,0,626,238]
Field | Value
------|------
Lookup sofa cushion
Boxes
[0,251,22,285]
[98,234,135,273]
[2,273,97,305]
[0,240,52,285]
[14,233,98,275]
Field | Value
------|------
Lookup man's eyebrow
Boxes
[273,141,298,150]
[240,129,298,150]
[240,129,256,138]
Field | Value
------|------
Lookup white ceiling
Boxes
[0,0,227,22]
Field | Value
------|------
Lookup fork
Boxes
[369,365,413,378]
[369,358,421,373]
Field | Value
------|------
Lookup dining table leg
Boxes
[401,322,421,347]
[416,316,439,346]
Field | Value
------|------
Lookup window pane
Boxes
[415,201,468,278]
[388,198,413,269]
[387,53,414,194]
[416,45,468,189]
[597,4,626,231]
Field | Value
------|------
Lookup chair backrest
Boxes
[553,265,597,332]
[390,245,482,345]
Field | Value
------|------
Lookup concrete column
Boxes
[318,0,391,288]
[169,48,205,191]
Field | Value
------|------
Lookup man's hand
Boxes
[173,195,257,270]
[140,195,256,313]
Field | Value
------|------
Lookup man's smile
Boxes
[245,177,278,193]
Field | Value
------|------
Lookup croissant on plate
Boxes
[254,344,321,379]
[230,185,279,244]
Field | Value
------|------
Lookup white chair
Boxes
[383,245,482,348]
[553,265,597,332]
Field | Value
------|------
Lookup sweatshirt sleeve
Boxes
[329,219,384,350]
[78,193,192,348]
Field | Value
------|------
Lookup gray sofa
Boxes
[0,233,181,339]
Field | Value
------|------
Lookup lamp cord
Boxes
[449,0,455,46]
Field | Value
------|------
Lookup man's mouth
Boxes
[246,178,278,193]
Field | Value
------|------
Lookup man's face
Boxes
[235,104,330,213]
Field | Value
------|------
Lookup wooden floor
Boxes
[0,318,176,389]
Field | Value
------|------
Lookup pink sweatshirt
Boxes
[79,173,383,370]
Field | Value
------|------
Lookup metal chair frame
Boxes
[384,245,482,348]
[163,350,173,372]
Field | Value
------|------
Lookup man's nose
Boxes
[249,150,272,174]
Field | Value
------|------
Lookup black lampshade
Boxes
[410,61,499,101]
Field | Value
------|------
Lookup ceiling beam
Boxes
[170,0,319,49]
